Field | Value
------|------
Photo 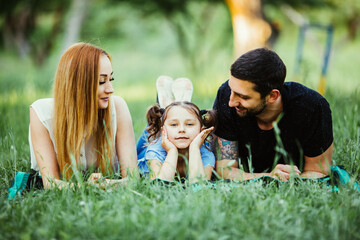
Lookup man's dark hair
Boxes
[230,48,286,98]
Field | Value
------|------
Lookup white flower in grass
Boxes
[79,201,86,206]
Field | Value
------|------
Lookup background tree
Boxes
[224,0,330,56]
[107,0,223,74]
[0,0,70,65]
[108,0,332,68]
[0,0,343,69]
[225,0,271,56]
[328,0,360,41]
[62,0,90,51]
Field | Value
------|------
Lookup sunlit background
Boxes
[0,0,359,138]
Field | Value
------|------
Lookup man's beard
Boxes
[235,98,267,117]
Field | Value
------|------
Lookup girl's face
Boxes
[163,106,201,149]
[98,54,114,109]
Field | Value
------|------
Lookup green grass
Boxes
[1,5,360,239]
[1,180,360,239]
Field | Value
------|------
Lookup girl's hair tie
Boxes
[200,109,208,115]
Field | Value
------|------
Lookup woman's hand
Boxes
[190,127,214,150]
[87,173,106,186]
[88,173,129,189]
[161,127,177,153]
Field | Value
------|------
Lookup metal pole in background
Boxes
[318,25,334,95]
[294,24,333,95]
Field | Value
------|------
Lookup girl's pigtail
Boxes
[200,109,217,130]
[146,104,164,142]
[200,109,217,151]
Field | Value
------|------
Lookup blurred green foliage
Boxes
[0,0,70,64]
[1,0,359,69]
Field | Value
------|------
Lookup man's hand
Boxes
[270,164,301,181]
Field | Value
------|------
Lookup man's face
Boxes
[228,76,267,117]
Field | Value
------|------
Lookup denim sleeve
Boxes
[200,144,215,167]
[145,138,167,163]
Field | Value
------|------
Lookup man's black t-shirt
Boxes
[213,81,333,173]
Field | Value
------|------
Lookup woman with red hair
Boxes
[29,43,138,189]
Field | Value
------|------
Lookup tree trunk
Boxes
[3,8,33,58]
[225,0,271,57]
[347,14,359,41]
[35,5,67,66]
[62,0,89,51]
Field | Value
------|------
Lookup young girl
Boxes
[29,43,138,189]
[138,101,217,182]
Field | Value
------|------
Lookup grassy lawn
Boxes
[1,8,360,239]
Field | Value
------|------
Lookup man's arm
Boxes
[215,136,300,181]
[301,95,333,178]
[301,143,333,178]
[215,136,239,179]
[215,136,275,180]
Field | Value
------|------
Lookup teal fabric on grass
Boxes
[8,171,43,199]
[8,172,30,199]
[328,165,359,191]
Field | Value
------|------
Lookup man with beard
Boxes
[213,48,333,181]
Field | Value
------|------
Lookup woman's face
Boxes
[98,54,114,109]
[163,106,201,149]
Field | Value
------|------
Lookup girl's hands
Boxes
[190,126,214,150]
[161,127,177,153]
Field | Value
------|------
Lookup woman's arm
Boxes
[188,127,214,182]
[30,107,73,189]
[113,96,139,178]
